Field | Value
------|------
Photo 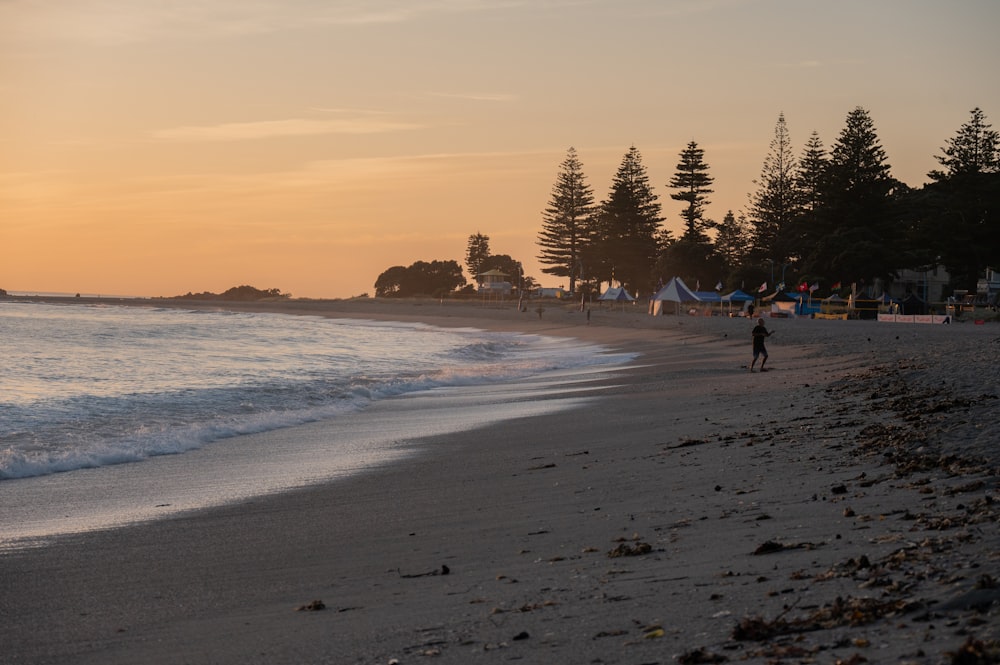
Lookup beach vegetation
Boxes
[374,259,466,298]
[379,108,1000,303]
[173,285,289,301]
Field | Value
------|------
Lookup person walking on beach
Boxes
[750,317,773,372]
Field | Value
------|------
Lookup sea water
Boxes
[0,301,634,548]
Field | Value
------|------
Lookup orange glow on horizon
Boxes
[3,1,999,299]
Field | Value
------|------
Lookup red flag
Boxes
[798,282,809,292]
[831,281,842,290]
[757,282,767,293]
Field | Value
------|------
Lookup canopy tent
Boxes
[718,289,755,315]
[649,277,699,315]
[722,289,755,303]
[693,291,722,302]
[598,286,636,311]
[762,290,798,302]
[598,286,635,301]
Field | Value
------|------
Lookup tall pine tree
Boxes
[800,107,900,286]
[465,233,491,281]
[930,107,999,179]
[663,141,719,287]
[913,107,1000,290]
[669,141,715,244]
[593,146,663,295]
[747,113,799,268]
[796,131,828,214]
[537,147,596,293]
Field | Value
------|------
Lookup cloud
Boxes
[151,116,423,142]
[426,91,519,103]
[0,0,548,45]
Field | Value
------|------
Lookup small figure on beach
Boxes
[747,303,755,318]
[750,317,772,372]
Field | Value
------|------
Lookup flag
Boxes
[809,282,819,293]
[715,281,723,291]
[831,281,842,290]
[777,281,785,292]
[696,280,700,291]
[758,281,767,293]
[798,282,809,292]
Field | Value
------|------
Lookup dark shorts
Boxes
[753,343,768,359]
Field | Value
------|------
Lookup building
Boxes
[476,269,511,296]
[887,265,951,304]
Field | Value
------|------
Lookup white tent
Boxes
[649,277,700,315]
[598,286,636,311]
[598,286,635,302]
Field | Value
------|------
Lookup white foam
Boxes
[0,364,620,550]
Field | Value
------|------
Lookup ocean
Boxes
[0,301,634,549]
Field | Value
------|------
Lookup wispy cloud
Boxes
[0,0,549,45]
[426,91,518,103]
[151,116,423,142]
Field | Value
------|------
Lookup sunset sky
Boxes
[3,0,999,299]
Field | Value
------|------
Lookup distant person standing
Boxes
[750,318,773,372]
[747,302,755,318]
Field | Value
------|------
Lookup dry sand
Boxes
[2,297,998,664]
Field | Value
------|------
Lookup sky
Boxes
[3,0,999,299]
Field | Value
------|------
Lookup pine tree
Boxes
[465,233,491,280]
[796,131,828,214]
[914,108,1000,290]
[593,146,663,295]
[800,107,900,285]
[747,113,799,267]
[663,141,719,287]
[668,141,715,244]
[714,210,750,276]
[537,147,596,293]
[930,107,999,179]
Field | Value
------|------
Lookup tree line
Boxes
[374,106,999,299]
[538,107,1000,298]
[373,234,534,298]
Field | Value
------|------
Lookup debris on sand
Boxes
[295,600,326,612]
[677,646,729,663]
[732,595,916,641]
[399,564,450,578]
[752,540,818,555]
[607,542,652,558]
[946,637,1000,664]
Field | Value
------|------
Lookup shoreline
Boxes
[2,298,997,664]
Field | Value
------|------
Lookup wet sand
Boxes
[2,297,997,664]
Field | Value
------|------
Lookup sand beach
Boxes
[2,297,998,664]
